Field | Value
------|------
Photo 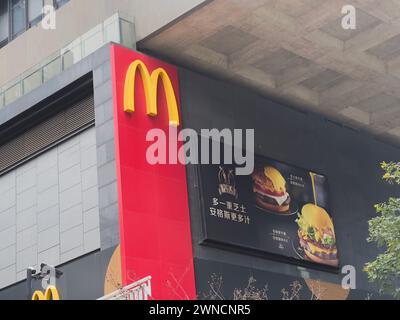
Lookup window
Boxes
[0,0,44,48]
[11,0,27,39]
[0,0,71,50]
[53,0,69,9]
[28,0,42,27]
[0,1,9,48]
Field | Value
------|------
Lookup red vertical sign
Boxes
[110,44,196,299]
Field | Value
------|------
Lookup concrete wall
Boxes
[0,127,100,289]
[0,0,207,87]
[1,40,122,249]
[0,43,120,293]
[179,68,400,293]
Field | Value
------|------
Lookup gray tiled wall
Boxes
[93,52,120,250]
[0,127,100,289]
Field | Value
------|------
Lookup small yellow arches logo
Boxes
[123,60,180,127]
[32,286,60,300]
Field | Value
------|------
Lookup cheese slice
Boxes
[255,189,289,206]
[269,193,289,206]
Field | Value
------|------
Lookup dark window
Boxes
[0,1,8,45]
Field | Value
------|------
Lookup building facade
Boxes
[0,0,399,300]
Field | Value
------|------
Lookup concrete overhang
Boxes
[139,0,400,147]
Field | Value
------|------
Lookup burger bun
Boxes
[304,249,339,267]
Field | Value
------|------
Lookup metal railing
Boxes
[0,13,135,110]
[98,276,152,300]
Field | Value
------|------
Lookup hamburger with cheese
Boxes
[296,204,339,267]
[252,166,291,213]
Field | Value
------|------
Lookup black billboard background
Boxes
[194,258,387,300]
[198,153,339,272]
[177,64,400,296]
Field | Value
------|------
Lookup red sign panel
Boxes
[110,44,196,299]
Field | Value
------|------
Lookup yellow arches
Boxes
[32,286,60,300]
[123,60,180,127]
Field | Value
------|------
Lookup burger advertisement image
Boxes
[252,166,291,213]
[198,155,339,271]
[296,204,338,267]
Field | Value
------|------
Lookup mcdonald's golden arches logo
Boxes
[32,286,60,300]
[123,60,180,127]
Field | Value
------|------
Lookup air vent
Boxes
[0,95,94,175]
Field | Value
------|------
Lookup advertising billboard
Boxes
[199,154,339,271]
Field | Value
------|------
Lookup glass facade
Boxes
[0,0,70,47]
[0,13,135,109]
[4,82,22,106]
[0,1,8,47]
[11,0,27,39]
[43,57,62,82]
[23,69,42,93]
[28,0,43,26]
